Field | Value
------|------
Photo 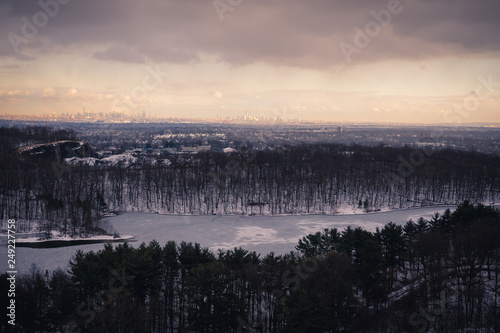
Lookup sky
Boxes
[1,0,499,124]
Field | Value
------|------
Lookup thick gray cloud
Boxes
[2,0,499,67]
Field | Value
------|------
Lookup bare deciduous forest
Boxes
[1,127,499,236]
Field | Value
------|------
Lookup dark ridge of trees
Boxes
[2,202,500,332]
[1,127,500,237]
[0,126,77,154]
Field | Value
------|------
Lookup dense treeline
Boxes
[1,127,500,236]
[0,126,77,154]
[2,202,499,332]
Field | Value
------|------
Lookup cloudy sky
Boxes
[1,0,499,123]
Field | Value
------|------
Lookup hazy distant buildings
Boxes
[180,145,212,154]
[216,111,302,124]
[419,131,432,139]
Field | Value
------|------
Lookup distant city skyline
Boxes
[1,0,500,124]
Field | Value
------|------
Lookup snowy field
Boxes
[0,205,480,273]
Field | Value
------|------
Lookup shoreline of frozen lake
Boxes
[16,234,134,248]
[1,205,497,274]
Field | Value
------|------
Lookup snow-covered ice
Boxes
[0,205,475,273]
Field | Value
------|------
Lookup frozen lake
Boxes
[0,206,463,273]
